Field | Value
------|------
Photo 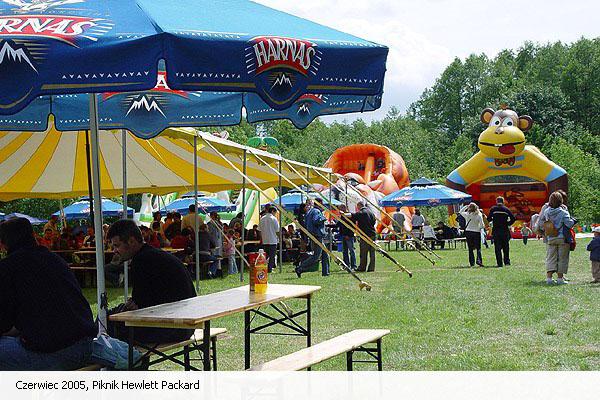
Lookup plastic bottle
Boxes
[253,249,268,294]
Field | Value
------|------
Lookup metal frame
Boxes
[244,295,312,370]
[345,339,383,371]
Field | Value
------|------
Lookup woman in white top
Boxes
[459,202,485,267]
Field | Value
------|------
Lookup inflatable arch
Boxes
[446,106,568,224]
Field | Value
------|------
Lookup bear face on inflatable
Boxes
[477,107,532,159]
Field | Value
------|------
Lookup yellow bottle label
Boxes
[255,264,268,294]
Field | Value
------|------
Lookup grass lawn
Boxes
[83,238,600,371]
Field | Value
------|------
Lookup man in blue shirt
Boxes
[295,199,330,277]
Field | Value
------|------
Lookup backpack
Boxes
[542,220,558,237]
[563,225,576,251]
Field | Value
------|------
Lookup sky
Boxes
[255,0,600,123]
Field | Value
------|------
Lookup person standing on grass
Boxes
[352,201,377,272]
[295,199,329,277]
[520,224,532,245]
[259,206,279,273]
[0,218,97,370]
[487,196,515,268]
[411,209,425,239]
[538,192,575,285]
[459,203,485,267]
[586,226,600,284]
[336,204,357,270]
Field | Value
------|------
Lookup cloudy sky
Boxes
[256,0,599,123]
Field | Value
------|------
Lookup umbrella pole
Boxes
[328,171,333,252]
[121,129,129,303]
[193,135,200,292]
[84,130,94,225]
[240,150,247,282]
[89,94,107,332]
[278,159,283,273]
[58,199,66,230]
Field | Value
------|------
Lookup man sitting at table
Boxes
[106,219,196,344]
[0,218,97,370]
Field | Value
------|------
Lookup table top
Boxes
[75,247,184,255]
[109,284,321,329]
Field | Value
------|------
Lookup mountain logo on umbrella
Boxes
[3,0,85,13]
[125,95,166,118]
[296,94,325,117]
[0,40,37,72]
[246,36,321,109]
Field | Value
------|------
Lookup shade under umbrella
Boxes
[380,178,472,207]
[269,191,342,211]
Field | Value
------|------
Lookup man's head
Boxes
[356,201,365,210]
[188,204,196,214]
[496,196,505,205]
[548,191,563,209]
[210,211,219,220]
[268,206,277,215]
[86,227,94,236]
[50,215,58,223]
[252,224,258,230]
[593,226,600,237]
[415,208,421,216]
[339,204,347,212]
[174,212,182,221]
[43,228,53,239]
[0,218,37,253]
[107,219,144,261]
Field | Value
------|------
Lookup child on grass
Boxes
[587,226,600,284]
[223,230,238,275]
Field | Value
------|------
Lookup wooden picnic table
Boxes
[110,283,321,371]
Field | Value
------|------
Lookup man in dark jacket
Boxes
[295,199,330,277]
[106,219,196,343]
[336,204,357,270]
[0,218,97,370]
[488,196,516,268]
[352,202,377,272]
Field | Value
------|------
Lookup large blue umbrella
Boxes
[269,191,342,211]
[0,0,387,116]
[380,177,472,207]
[54,198,134,220]
[1,212,47,225]
[165,196,235,215]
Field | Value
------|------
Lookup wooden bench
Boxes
[248,329,390,371]
[76,327,227,371]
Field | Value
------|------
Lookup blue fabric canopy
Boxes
[54,198,133,220]
[380,178,472,207]
[1,212,47,225]
[0,0,388,116]
[269,191,341,211]
[165,196,235,215]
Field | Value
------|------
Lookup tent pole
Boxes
[278,159,283,273]
[121,129,129,303]
[58,199,66,230]
[89,94,107,332]
[194,135,200,293]
[84,130,94,224]
[329,171,333,251]
[240,150,247,282]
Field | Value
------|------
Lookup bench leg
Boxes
[184,345,190,371]
[244,310,251,369]
[211,336,218,371]
[377,339,383,371]
[307,296,312,371]
[203,321,211,371]
[346,351,353,371]
[128,327,134,371]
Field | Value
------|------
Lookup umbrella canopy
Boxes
[165,196,235,215]
[0,126,331,201]
[55,198,133,220]
[1,212,47,225]
[0,0,388,115]
[269,191,342,211]
[380,178,472,207]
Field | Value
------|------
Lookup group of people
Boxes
[0,217,197,370]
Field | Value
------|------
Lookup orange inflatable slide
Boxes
[324,144,413,232]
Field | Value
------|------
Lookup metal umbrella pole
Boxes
[193,135,200,292]
[89,94,108,331]
[121,129,129,303]
[240,150,247,282]
[278,159,283,273]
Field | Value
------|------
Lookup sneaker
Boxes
[476,262,484,267]
[590,280,600,284]
[556,279,568,285]
[546,278,555,285]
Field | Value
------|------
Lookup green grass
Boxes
[83,238,600,371]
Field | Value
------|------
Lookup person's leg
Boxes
[298,243,322,273]
[348,237,357,270]
[368,237,376,272]
[493,233,503,267]
[0,336,92,371]
[556,244,571,284]
[358,238,368,271]
[466,232,475,266]
[342,238,350,267]
[546,244,558,283]
[266,244,277,273]
[523,236,528,245]
[592,261,600,283]
[321,241,330,276]
[474,236,483,266]
[502,233,511,265]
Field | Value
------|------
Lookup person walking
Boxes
[520,224,532,245]
[336,204,357,270]
[459,203,485,267]
[587,226,600,284]
[207,212,223,276]
[259,206,279,273]
[352,202,377,272]
[487,196,515,268]
[295,199,329,277]
[538,191,575,285]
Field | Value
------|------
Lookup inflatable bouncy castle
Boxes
[446,106,568,225]
[324,144,412,232]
